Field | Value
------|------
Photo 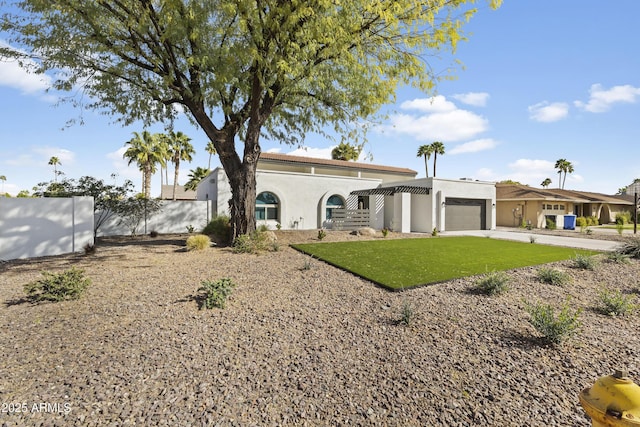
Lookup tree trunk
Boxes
[172,158,179,201]
[144,163,152,199]
[433,153,438,177]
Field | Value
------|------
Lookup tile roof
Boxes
[258,152,417,176]
[496,183,633,205]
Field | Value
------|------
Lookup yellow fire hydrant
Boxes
[579,370,640,427]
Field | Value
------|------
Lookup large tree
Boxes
[416,144,433,178]
[1,0,501,238]
[554,158,574,190]
[166,131,195,200]
[331,142,362,161]
[430,141,445,177]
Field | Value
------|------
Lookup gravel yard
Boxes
[1,230,639,426]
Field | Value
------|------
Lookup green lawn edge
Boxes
[291,236,599,291]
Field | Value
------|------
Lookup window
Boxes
[256,192,279,221]
[326,194,344,219]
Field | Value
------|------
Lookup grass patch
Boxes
[291,236,597,290]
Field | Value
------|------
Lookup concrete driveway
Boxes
[440,229,621,251]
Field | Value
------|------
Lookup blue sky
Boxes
[1,1,640,197]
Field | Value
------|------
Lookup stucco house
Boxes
[496,183,634,227]
[196,153,496,232]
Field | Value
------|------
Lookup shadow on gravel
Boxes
[500,330,553,350]
[4,296,33,307]
[97,236,187,248]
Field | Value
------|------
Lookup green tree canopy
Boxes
[2,0,501,237]
[331,142,363,161]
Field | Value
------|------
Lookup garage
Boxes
[445,198,486,231]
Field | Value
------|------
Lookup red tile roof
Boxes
[258,152,417,176]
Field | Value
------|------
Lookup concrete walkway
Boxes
[440,229,621,251]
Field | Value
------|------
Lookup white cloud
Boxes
[32,147,75,165]
[0,40,52,96]
[574,83,640,113]
[452,92,490,107]
[449,138,498,155]
[400,95,457,113]
[528,101,569,122]
[108,146,139,181]
[507,158,555,172]
[286,146,334,159]
[389,108,489,142]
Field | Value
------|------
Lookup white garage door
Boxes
[445,198,486,231]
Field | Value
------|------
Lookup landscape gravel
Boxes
[1,230,639,426]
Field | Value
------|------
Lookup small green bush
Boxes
[537,267,571,286]
[203,215,231,244]
[546,218,556,230]
[576,216,587,228]
[475,271,510,296]
[431,227,438,237]
[24,268,91,302]
[616,211,632,225]
[587,216,599,226]
[572,253,597,270]
[606,252,631,264]
[525,300,582,345]
[198,278,236,309]
[186,234,211,251]
[232,230,272,254]
[382,228,389,238]
[615,238,640,259]
[317,229,327,240]
[398,299,416,326]
[597,288,637,317]
[186,224,195,233]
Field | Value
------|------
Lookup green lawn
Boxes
[291,236,598,290]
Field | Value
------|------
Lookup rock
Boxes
[350,227,377,236]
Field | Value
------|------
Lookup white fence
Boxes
[0,196,94,261]
[329,209,371,230]
[0,197,213,260]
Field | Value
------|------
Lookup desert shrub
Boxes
[186,224,195,233]
[203,215,231,243]
[149,230,158,238]
[24,268,91,302]
[615,238,640,259]
[232,230,272,254]
[83,243,96,255]
[572,253,597,270]
[257,223,269,232]
[398,300,416,326]
[475,271,510,296]
[576,216,587,228]
[587,216,599,226]
[317,229,327,240]
[616,211,632,225]
[198,278,236,309]
[606,251,631,264]
[431,227,438,237]
[597,288,637,317]
[301,257,315,271]
[525,300,582,345]
[616,223,625,235]
[382,228,389,238]
[276,222,282,230]
[186,234,211,251]
[546,218,556,230]
[537,267,570,286]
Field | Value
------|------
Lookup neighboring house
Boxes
[496,183,634,227]
[160,185,197,200]
[196,153,496,232]
[196,152,417,229]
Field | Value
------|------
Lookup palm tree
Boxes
[48,156,61,182]
[123,131,167,198]
[0,175,6,194]
[554,159,574,189]
[206,141,217,170]
[541,178,552,188]
[184,167,211,191]
[416,145,433,178]
[430,141,445,177]
[167,131,195,200]
[331,142,362,161]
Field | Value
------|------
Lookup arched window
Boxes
[326,194,344,219]
[256,191,279,220]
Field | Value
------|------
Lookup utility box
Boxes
[564,214,577,230]
[579,370,640,426]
